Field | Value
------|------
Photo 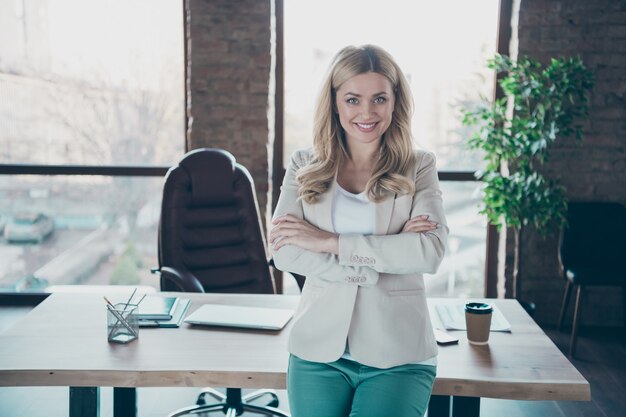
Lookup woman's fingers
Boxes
[404,224,437,233]
[272,236,286,250]
[402,215,438,234]
[272,214,300,224]
[270,215,315,245]
[270,214,337,253]
[270,215,303,243]
[270,223,301,242]
[273,235,297,251]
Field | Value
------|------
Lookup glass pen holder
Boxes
[107,303,139,344]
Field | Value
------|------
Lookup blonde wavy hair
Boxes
[297,45,416,204]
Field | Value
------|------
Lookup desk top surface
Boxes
[0,292,590,401]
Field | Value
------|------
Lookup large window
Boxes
[0,0,184,293]
[284,0,499,297]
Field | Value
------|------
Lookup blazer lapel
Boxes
[314,178,337,232]
[375,192,396,235]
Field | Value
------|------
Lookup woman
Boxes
[270,45,448,417]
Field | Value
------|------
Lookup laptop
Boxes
[184,303,295,331]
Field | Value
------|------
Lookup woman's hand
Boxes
[402,214,438,234]
[270,214,339,254]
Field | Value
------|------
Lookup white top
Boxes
[332,182,375,235]
[332,181,437,366]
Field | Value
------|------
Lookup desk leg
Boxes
[452,396,480,417]
[114,387,137,417]
[428,395,450,417]
[428,395,480,417]
[69,386,100,417]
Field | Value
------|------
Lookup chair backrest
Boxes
[158,148,275,294]
[560,201,626,270]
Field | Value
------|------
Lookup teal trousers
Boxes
[287,354,436,417]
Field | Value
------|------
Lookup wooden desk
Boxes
[0,293,590,417]
[427,298,590,416]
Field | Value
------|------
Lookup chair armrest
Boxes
[290,272,306,291]
[159,266,205,293]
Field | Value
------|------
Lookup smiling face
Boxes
[335,71,395,150]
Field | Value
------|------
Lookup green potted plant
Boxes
[462,54,594,301]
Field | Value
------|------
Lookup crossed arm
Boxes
[269,150,448,285]
[270,213,438,254]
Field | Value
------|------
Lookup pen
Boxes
[133,294,147,318]
[123,288,137,311]
[136,293,147,307]
[104,295,120,310]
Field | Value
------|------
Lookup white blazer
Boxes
[271,148,448,369]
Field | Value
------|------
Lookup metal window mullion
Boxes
[0,164,170,176]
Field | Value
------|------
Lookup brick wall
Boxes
[517,0,626,325]
[185,0,273,222]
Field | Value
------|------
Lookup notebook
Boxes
[136,296,179,320]
[138,298,191,328]
[184,304,295,331]
[109,295,179,320]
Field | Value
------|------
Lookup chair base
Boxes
[167,387,290,417]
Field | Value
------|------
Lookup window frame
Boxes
[0,2,188,302]
[272,0,514,298]
[0,165,172,303]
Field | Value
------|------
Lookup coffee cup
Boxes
[465,302,493,345]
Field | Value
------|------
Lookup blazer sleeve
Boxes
[270,150,379,286]
[337,151,448,275]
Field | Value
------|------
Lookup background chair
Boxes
[557,201,626,357]
[156,148,289,417]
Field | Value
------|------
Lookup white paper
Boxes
[435,303,512,332]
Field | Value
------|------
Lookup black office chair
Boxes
[156,148,290,417]
[557,201,626,357]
